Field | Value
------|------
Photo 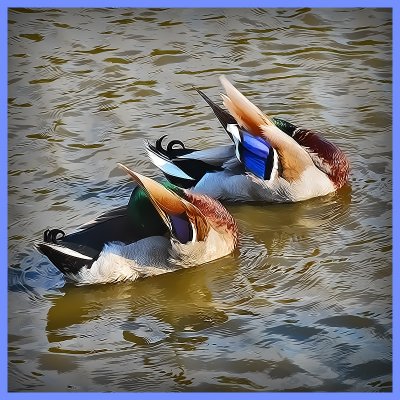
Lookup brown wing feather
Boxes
[118,164,211,241]
[260,125,314,182]
[185,192,238,245]
[292,129,350,188]
[118,164,186,214]
[219,76,318,183]
[219,76,273,135]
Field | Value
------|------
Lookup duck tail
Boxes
[36,228,102,276]
[145,137,198,188]
[35,241,94,276]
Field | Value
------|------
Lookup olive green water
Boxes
[8,8,392,392]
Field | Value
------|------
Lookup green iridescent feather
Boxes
[126,181,184,238]
[272,117,298,136]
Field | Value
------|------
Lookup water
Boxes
[8,8,392,392]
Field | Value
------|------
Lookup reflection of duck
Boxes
[232,185,352,252]
[147,76,349,203]
[46,265,232,345]
[36,165,238,285]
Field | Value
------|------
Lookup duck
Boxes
[35,164,238,285]
[146,76,349,203]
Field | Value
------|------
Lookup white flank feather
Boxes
[146,149,194,180]
[44,243,93,260]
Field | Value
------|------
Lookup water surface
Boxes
[8,8,392,392]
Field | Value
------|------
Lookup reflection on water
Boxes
[8,8,391,392]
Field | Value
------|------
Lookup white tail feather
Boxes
[146,148,195,180]
[43,243,93,260]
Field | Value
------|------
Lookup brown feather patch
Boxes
[118,164,211,241]
[179,200,210,242]
[292,129,350,188]
[118,164,185,214]
[260,125,314,182]
[219,75,273,135]
[185,191,238,246]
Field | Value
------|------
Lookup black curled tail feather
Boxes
[147,135,195,160]
[36,242,94,276]
[44,229,65,243]
[38,227,101,276]
[167,139,185,152]
[153,135,169,157]
[146,135,225,189]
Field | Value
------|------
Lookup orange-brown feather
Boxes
[185,191,238,245]
[260,125,314,182]
[218,77,315,183]
[118,164,211,241]
[219,75,273,136]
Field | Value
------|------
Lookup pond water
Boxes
[8,8,392,392]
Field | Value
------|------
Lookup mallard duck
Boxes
[36,164,238,285]
[146,76,349,203]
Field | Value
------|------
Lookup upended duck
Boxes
[146,76,349,203]
[36,164,238,285]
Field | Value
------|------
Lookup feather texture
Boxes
[37,168,238,284]
[146,137,235,187]
[119,165,211,242]
[220,75,273,135]
[147,76,348,202]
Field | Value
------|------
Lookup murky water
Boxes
[8,8,392,392]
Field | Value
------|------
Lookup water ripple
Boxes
[8,7,392,392]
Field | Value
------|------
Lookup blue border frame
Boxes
[2,1,398,399]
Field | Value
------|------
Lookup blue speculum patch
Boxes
[169,213,193,244]
[238,131,274,180]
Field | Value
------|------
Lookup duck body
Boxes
[191,162,335,203]
[146,77,349,203]
[38,236,171,285]
[36,166,238,285]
